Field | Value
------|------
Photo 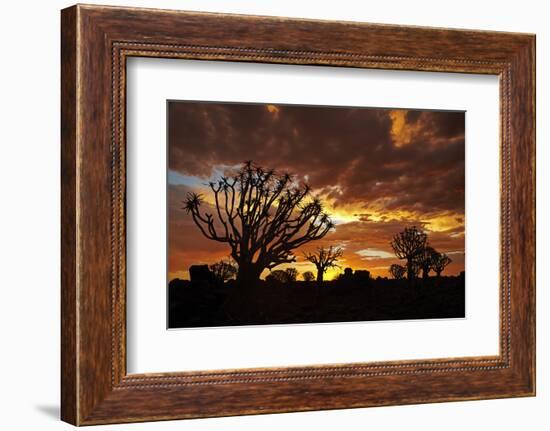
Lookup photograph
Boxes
[167,101,466,328]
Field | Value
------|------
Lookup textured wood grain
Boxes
[61,4,535,425]
[60,6,78,425]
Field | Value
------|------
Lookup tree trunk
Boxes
[226,262,263,322]
[235,261,262,289]
[316,267,324,283]
[435,270,442,277]
[406,259,415,280]
[422,267,429,279]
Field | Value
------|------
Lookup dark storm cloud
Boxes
[168,101,464,216]
[420,110,466,140]
[405,109,465,139]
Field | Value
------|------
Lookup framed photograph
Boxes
[61,4,535,425]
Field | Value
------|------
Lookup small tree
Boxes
[389,263,406,280]
[284,267,298,282]
[209,259,238,283]
[304,246,344,282]
[390,226,428,280]
[432,252,452,277]
[266,270,286,284]
[266,268,297,284]
[302,271,315,282]
[416,246,437,279]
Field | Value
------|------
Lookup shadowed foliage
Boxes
[416,246,437,279]
[302,271,315,282]
[209,259,237,283]
[389,263,406,280]
[284,267,299,282]
[266,267,299,284]
[432,252,452,277]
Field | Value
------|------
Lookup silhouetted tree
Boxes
[266,268,297,284]
[284,267,298,282]
[265,270,286,284]
[389,263,406,280]
[209,259,237,283]
[184,161,334,288]
[390,226,428,280]
[304,246,344,282]
[432,252,452,277]
[302,271,315,282]
[416,246,437,279]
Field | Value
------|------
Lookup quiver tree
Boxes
[209,259,237,283]
[304,245,343,282]
[432,252,452,277]
[416,246,437,279]
[390,226,428,280]
[184,161,334,288]
[389,263,406,280]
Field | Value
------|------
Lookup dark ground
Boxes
[168,275,465,329]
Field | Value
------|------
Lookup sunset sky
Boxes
[167,101,465,280]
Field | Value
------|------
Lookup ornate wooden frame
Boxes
[61,4,535,425]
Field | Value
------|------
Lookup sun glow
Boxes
[389,109,423,148]
[422,213,464,233]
